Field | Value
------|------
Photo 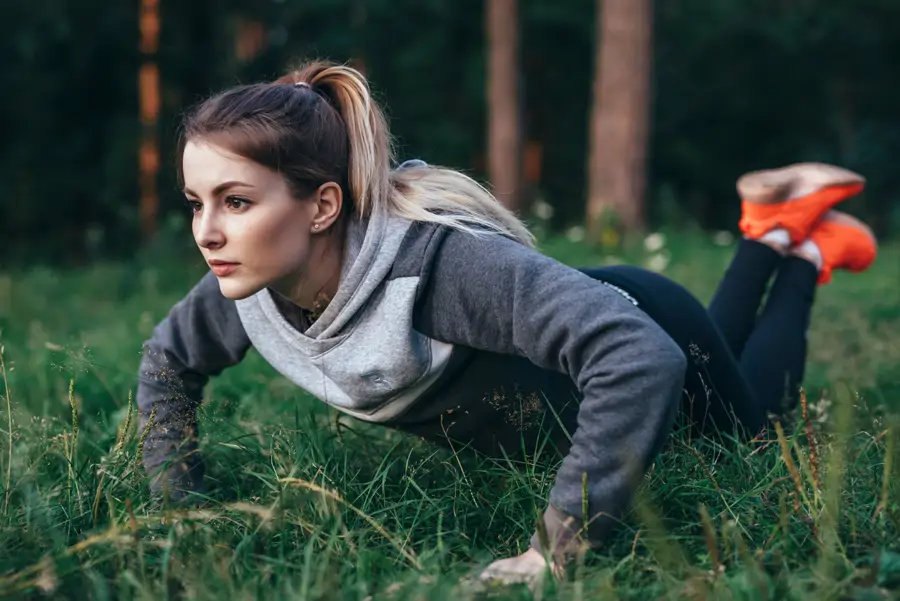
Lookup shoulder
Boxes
[149,270,249,355]
[389,220,448,281]
[421,224,577,289]
[411,224,606,331]
[393,220,545,279]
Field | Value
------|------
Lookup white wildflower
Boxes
[712,230,735,247]
[643,232,666,252]
[565,225,585,243]
[532,199,554,221]
[645,252,671,272]
[812,397,832,424]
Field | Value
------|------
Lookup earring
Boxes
[313,224,320,230]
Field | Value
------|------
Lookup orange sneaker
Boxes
[737,162,865,244]
[805,211,877,284]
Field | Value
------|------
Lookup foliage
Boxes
[3,0,900,264]
[0,233,898,599]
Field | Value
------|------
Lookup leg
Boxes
[707,163,872,415]
[742,211,878,416]
[739,256,817,415]
[584,266,767,436]
[709,162,864,359]
[707,238,782,359]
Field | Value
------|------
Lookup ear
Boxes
[310,182,343,233]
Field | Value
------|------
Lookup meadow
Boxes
[0,227,898,600]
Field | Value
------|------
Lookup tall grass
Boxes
[0,231,898,600]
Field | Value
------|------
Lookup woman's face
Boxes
[181,140,323,301]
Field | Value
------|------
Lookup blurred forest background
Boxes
[3,0,900,265]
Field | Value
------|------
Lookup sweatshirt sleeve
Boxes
[415,229,686,561]
[137,271,252,501]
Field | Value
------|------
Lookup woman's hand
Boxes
[478,547,563,587]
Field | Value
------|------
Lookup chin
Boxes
[216,278,264,301]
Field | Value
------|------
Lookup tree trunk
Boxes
[486,0,523,212]
[586,0,653,238]
[139,0,161,243]
[350,0,367,75]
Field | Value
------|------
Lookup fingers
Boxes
[477,548,560,588]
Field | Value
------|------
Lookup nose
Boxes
[193,210,225,250]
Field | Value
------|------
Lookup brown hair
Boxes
[177,59,533,245]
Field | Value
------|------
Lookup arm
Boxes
[416,229,686,562]
[137,271,251,501]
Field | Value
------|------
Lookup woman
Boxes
[137,60,877,584]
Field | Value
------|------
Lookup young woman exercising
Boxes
[136,60,877,584]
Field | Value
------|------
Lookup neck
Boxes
[275,227,345,312]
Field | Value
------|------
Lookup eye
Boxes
[184,198,202,214]
[225,195,251,210]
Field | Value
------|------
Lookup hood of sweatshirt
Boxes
[233,205,455,421]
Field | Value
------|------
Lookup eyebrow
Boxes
[182,180,255,197]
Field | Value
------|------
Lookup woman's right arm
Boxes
[137,271,252,501]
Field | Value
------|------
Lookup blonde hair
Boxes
[178,59,534,247]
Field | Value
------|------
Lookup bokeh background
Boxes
[1,4,900,598]
[3,0,900,265]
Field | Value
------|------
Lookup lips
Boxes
[208,260,239,277]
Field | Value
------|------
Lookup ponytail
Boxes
[279,61,535,247]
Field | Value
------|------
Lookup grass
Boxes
[0,229,898,600]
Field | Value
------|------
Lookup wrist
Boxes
[529,504,590,568]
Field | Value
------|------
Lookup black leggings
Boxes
[581,238,819,436]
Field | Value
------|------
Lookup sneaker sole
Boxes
[737,162,865,205]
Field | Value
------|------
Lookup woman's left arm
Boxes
[415,227,687,566]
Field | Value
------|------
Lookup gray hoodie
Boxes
[137,174,687,560]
